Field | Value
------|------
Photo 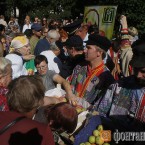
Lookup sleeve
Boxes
[120,27,131,49]
[42,125,55,145]
[48,70,57,79]
[94,83,118,117]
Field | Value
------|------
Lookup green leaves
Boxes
[4,0,145,33]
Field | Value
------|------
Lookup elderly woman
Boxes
[5,35,34,79]
[0,57,12,111]
[0,75,55,145]
[34,55,77,105]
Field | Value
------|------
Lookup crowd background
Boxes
[0,1,145,145]
[0,0,145,35]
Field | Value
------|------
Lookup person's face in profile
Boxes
[36,60,48,76]
[84,45,102,62]
[134,67,145,86]
[0,65,12,87]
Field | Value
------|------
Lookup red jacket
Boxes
[0,111,55,145]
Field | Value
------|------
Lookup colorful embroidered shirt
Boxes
[95,75,145,122]
[68,62,114,104]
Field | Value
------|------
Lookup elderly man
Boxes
[96,39,145,123]
[68,33,114,105]
[34,29,60,56]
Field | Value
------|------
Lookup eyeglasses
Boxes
[36,65,47,70]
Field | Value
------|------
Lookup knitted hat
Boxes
[10,36,29,49]
[64,35,83,49]
[85,33,111,52]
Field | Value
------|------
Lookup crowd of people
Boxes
[0,13,145,145]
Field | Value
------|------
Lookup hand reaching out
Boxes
[22,54,35,61]
[120,15,128,29]
[67,93,78,106]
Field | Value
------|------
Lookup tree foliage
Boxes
[4,0,145,33]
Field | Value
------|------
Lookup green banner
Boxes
[84,6,117,40]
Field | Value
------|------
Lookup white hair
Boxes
[0,57,12,76]
[50,42,60,51]
[48,29,60,42]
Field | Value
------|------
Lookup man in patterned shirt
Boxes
[96,39,145,123]
[68,33,114,105]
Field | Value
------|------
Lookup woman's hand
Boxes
[22,54,35,61]
[67,93,78,106]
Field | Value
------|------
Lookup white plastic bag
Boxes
[45,84,66,98]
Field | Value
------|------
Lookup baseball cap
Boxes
[31,23,42,31]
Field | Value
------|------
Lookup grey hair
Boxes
[96,46,106,59]
[48,29,60,42]
[50,42,60,51]
[0,57,12,76]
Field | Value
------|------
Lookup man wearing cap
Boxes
[95,39,145,123]
[63,19,82,36]
[68,33,114,105]
[30,23,42,54]
[60,35,87,79]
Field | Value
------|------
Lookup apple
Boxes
[76,105,83,109]
[76,105,84,113]
[96,136,104,145]
[89,136,96,144]
[76,108,83,113]
[80,143,85,145]
[103,143,110,145]
[59,97,67,102]
[28,69,34,75]
[93,130,100,137]
[85,142,91,145]
[98,125,103,132]
[82,108,86,111]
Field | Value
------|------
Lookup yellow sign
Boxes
[84,6,117,40]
